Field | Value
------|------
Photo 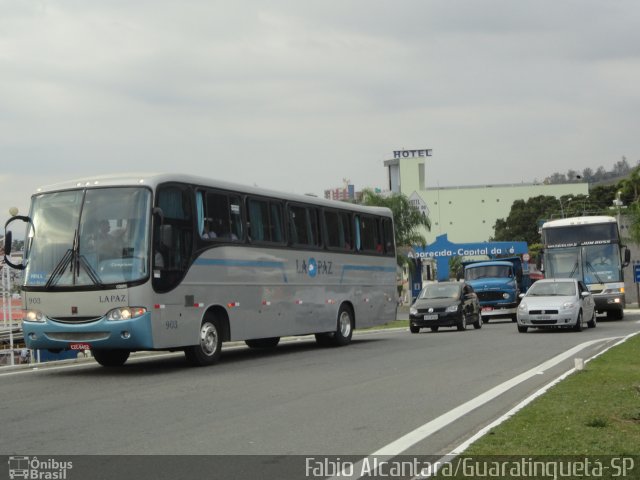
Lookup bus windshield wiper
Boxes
[585,262,604,284]
[44,229,103,288]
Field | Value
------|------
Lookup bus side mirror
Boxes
[4,214,32,270]
[3,231,12,256]
[623,247,631,268]
[160,224,173,249]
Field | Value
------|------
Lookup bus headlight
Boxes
[106,307,146,321]
[24,309,45,323]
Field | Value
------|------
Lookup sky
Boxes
[1,0,639,227]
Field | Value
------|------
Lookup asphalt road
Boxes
[1,312,639,459]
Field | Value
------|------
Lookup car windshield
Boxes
[419,284,461,299]
[23,187,152,288]
[527,282,576,297]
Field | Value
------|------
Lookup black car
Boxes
[409,281,482,333]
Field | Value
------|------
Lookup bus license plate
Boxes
[69,343,91,351]
[423,314,438,320]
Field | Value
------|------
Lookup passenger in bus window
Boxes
[202,219,218,239]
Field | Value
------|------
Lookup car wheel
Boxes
[410,325,420,334]
[573,311,583,332]
[473,315,482,329]
[587,309,597,329]
[430,326,439,332]
[517,325,528,333]
[457,314,467,331]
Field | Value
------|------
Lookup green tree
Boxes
[360,189,431,269]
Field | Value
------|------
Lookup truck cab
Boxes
[463,258,529,323]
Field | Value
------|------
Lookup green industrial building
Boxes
[384,152,589,244]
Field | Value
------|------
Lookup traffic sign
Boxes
[634,264,640,283]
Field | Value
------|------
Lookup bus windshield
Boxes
[544,244,622,284]
[24,187,152,288]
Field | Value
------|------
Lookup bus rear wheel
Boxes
[93,349,130,367]
[185,319,223,366]
[315,305,354,347]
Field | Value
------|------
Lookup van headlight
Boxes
[106,307,146,321]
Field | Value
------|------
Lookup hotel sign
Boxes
[393,149,432,159]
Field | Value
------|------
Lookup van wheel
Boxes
[93,349,130,367]
[185,319,223,366]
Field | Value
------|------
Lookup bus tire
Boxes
[185,319,223,366]
[245,337,280,349]
[93,349,130,367]
[316,304,354,347]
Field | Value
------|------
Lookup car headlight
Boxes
[502,293,510,299]
[24,309,45,323]
[562,302,576,309]
[410,306,418,315]
[106,307,146,321]
[445,304,459,313]
[518,302,527,311]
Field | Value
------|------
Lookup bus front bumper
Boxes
[22,313,154,351]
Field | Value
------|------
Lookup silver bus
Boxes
[540,215,630,319]
[4,174,397,367]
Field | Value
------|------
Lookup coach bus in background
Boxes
[540,216,630,319]
[3,174,397,367]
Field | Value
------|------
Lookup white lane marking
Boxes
[329,336,623,480]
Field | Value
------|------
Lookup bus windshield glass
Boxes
[544,244,622,283]
[24,187,152,288]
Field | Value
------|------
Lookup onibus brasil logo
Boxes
[8,456,73,479]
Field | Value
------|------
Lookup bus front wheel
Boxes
[185,319,223,366]
[93,349,130,367]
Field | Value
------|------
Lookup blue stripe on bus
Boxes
[194,258,289,283]
[340,265,396,284]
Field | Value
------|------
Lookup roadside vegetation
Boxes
[462,333,640,455]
